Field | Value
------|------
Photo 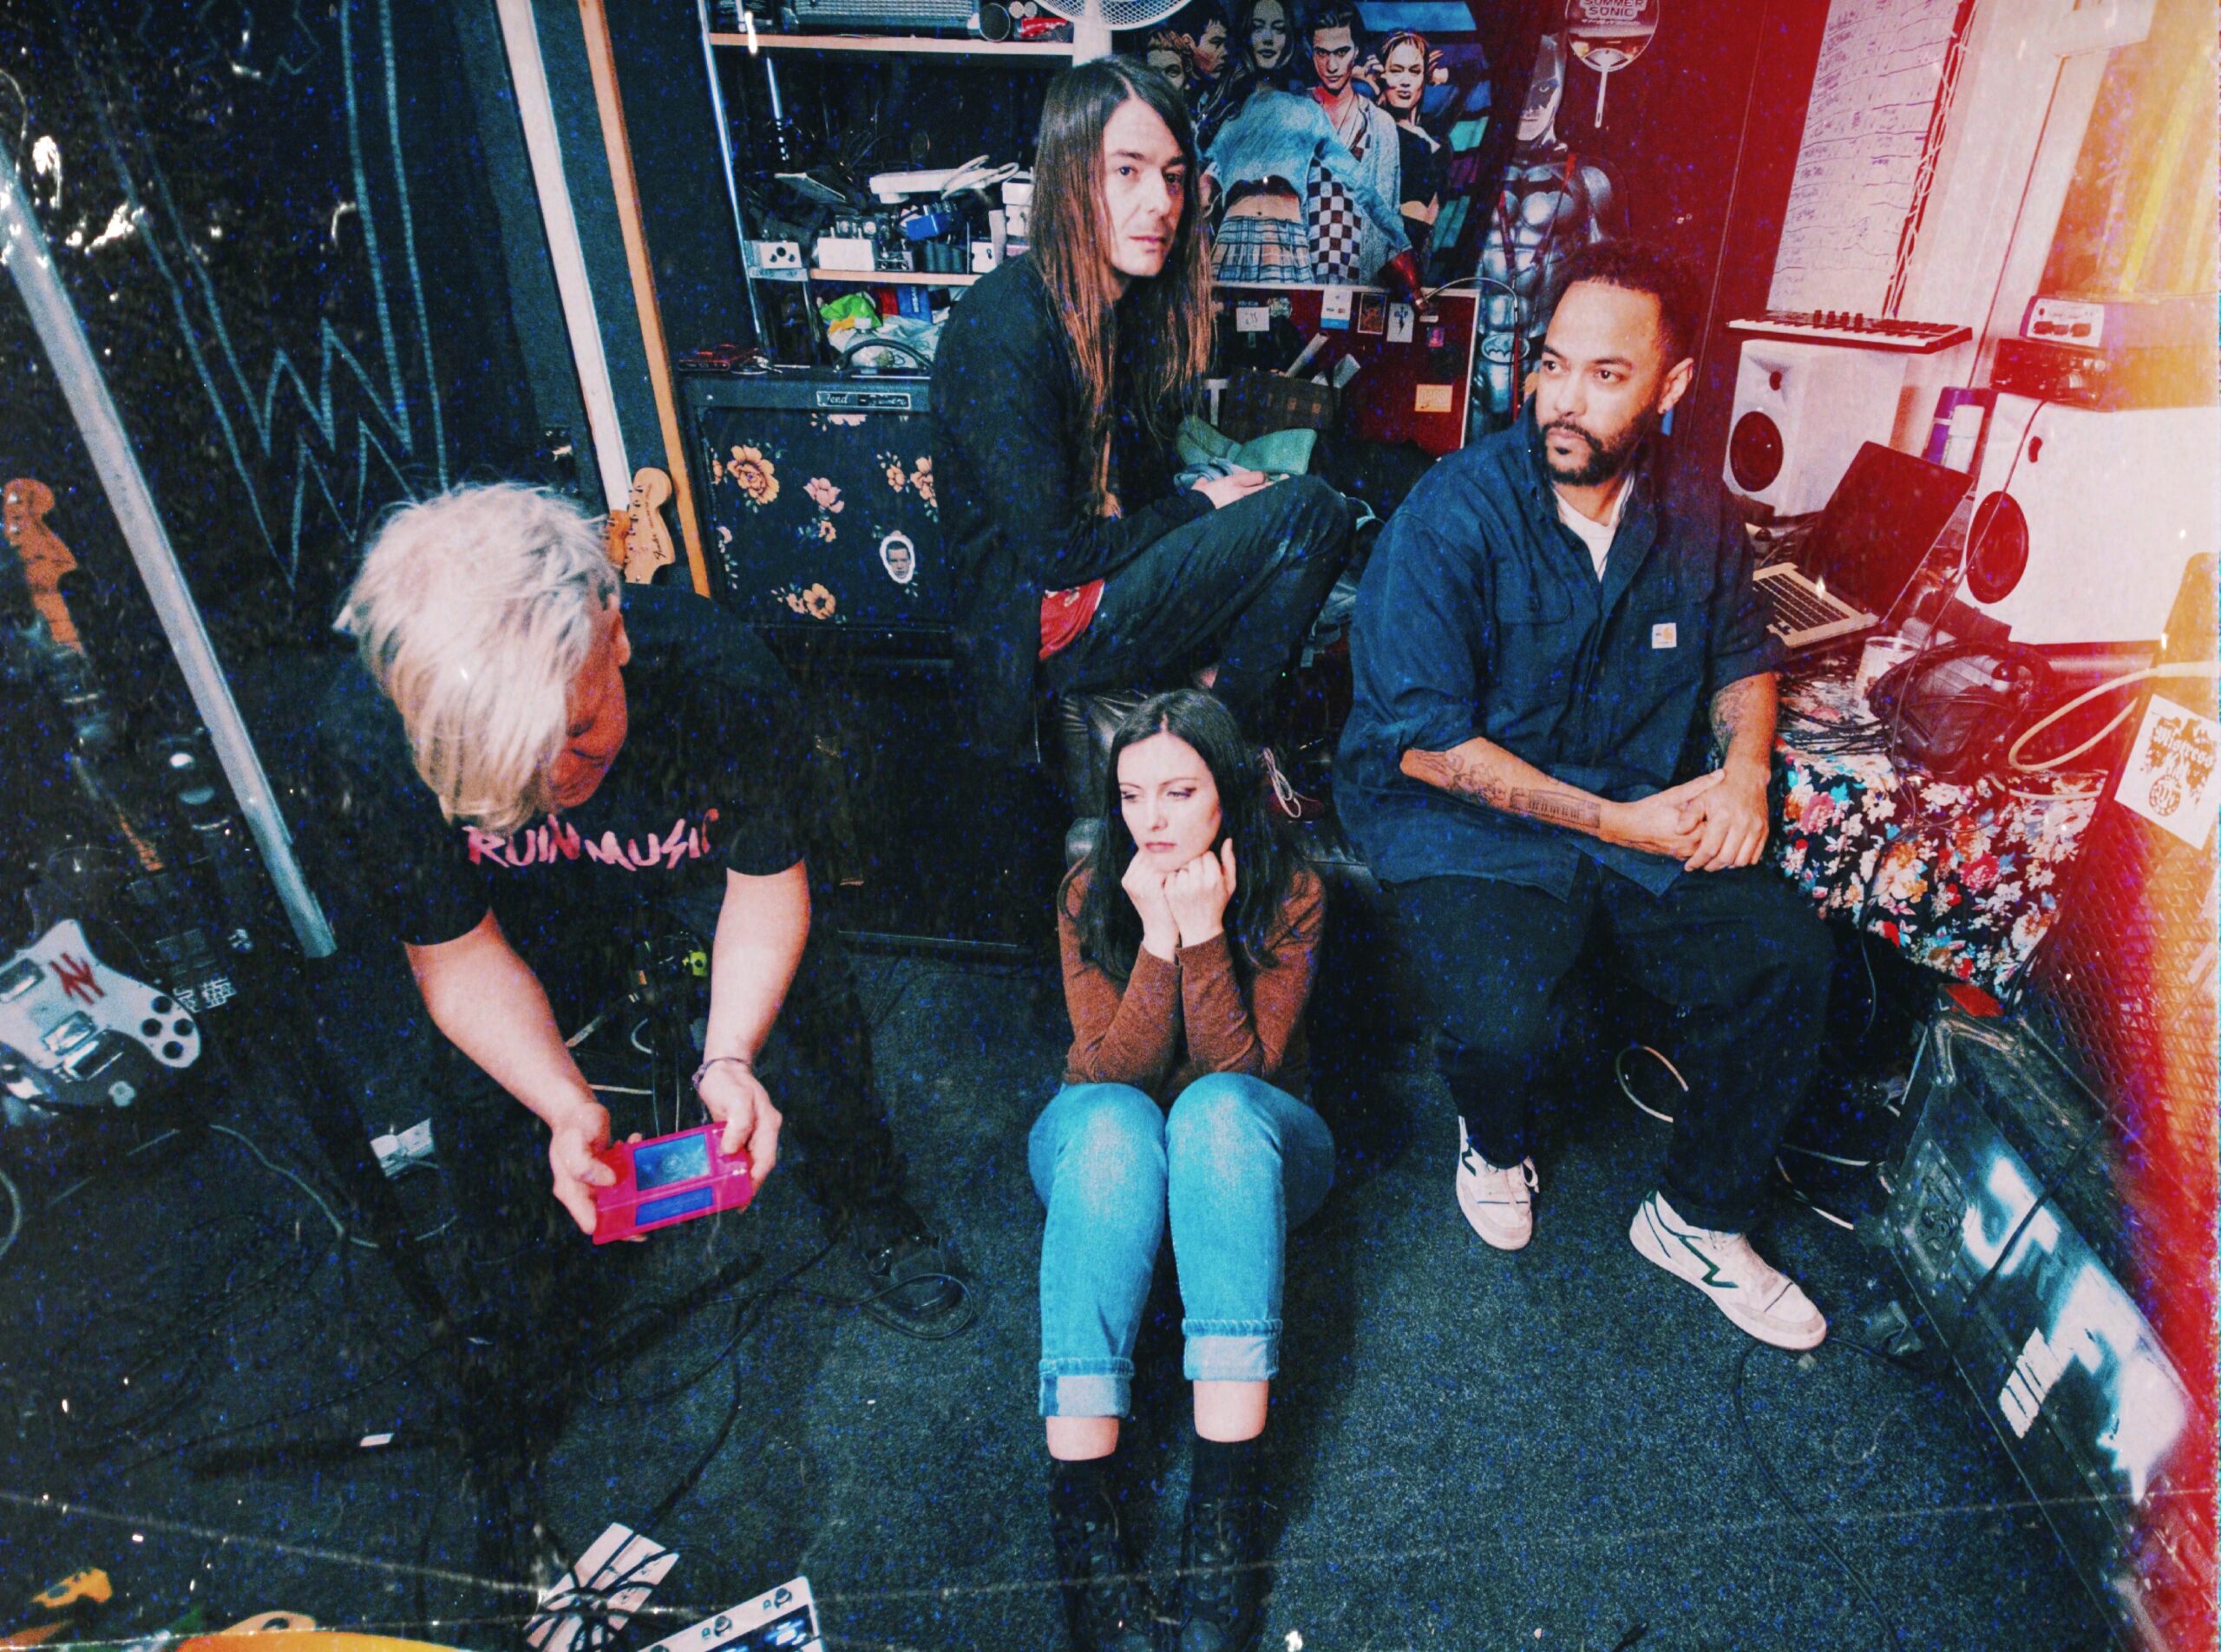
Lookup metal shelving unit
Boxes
[809,268,979,285]
[710,30,1075,56]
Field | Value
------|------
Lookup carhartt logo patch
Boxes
[1651,622,1678,650]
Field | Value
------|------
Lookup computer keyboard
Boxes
[1757,567,1866,639]
[1728,311,1972,353]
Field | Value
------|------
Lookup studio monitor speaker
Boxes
[1723,339,1909,516]
[1957,395,2219,648]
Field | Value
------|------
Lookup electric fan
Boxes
[1037,0,1185,65]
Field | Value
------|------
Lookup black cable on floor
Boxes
[33,1203,333,1460]
[154,1342,442,1478]
[1731,1341,1904,1651]
[778,1268,979,1339]
[412,1471,459,1634]
[580,1241,821,1410]
[0,1165,22,1265]
[6,1118,424,1471]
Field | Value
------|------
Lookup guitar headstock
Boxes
[622,466,677,584]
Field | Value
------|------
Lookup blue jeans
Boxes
[1028,1073,1336,1419]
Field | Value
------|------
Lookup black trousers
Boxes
[1388,859,1833,1231]
[1041,474,1351,733]
[426,895,898,1359]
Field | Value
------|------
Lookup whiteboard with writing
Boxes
[1767,0,1964,315]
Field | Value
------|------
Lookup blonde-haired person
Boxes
[318,483,971,1456]
[931,58,1352,809]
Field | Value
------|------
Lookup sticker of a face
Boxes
[1247,0,1288,72]
[1381,38,1427,117]
[878,530,916,585]
[1147,43,1189,89]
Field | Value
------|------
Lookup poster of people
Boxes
[1135,3,1696,441]
[1140,0,1511,289]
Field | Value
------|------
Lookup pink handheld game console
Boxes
[592,1124,755,1245]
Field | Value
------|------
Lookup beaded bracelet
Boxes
[691,1054,755,1094]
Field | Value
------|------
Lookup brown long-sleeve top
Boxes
[1059,863,1325,1104]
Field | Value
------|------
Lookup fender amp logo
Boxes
[55,952,102,1004]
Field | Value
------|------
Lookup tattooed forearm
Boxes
[1431,749,1509,808]
[1507,789,1602,829]
[1710,672,1777,764]
[1402,740,1608,836]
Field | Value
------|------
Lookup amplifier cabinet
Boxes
[685,370,952,638]
[1885,1013,2206,1649]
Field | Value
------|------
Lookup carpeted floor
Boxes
[0,942,2113,1652]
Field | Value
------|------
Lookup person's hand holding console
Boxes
[547,1097,620,1236]
[696,1054,784,1180]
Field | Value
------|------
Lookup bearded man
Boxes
[1335,240,1833,1351]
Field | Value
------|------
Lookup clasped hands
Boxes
[1123,840,1238,961]
[1603,761,1771,872]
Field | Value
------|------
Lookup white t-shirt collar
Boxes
[1553,478,1629,578]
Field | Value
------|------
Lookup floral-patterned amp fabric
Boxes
[1771,667,2101,996]
[695,405,947,632]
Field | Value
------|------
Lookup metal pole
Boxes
[696,0,769,344]
[495,0,632,511]
[0,158,336,959]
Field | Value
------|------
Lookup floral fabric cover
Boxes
[698,414,944,630]
[1771,666,2101,995]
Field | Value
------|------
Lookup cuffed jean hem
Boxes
[1183,1321,1280,1384]
[1039,1363,1132,1419]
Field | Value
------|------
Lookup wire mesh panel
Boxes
[2006,553,2216,1652]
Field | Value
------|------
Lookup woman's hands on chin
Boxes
[1122,853,1183,961]
[1164,839,1237,947]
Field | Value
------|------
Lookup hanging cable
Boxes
[2008,660,2219,774]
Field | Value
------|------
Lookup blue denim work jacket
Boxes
[1334,410,1780,896]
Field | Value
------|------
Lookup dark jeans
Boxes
[1041,474,1351,732]
[1388,860,1833,1231]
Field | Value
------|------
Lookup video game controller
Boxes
[0,919,201,1114]
[592,1123,756,1246]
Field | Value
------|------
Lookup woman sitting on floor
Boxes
[932,59,1351,805]
[1031,690,1333,1652]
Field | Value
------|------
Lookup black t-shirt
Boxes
[318,584,808,964]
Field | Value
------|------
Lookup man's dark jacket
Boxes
[931,257,1211,763]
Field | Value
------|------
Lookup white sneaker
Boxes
[1455,1118,1536,1251]
[1629,1191,1828,1350]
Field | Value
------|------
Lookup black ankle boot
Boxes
[1176,1459,1267,1652]
[1047,1478,1156,1652]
